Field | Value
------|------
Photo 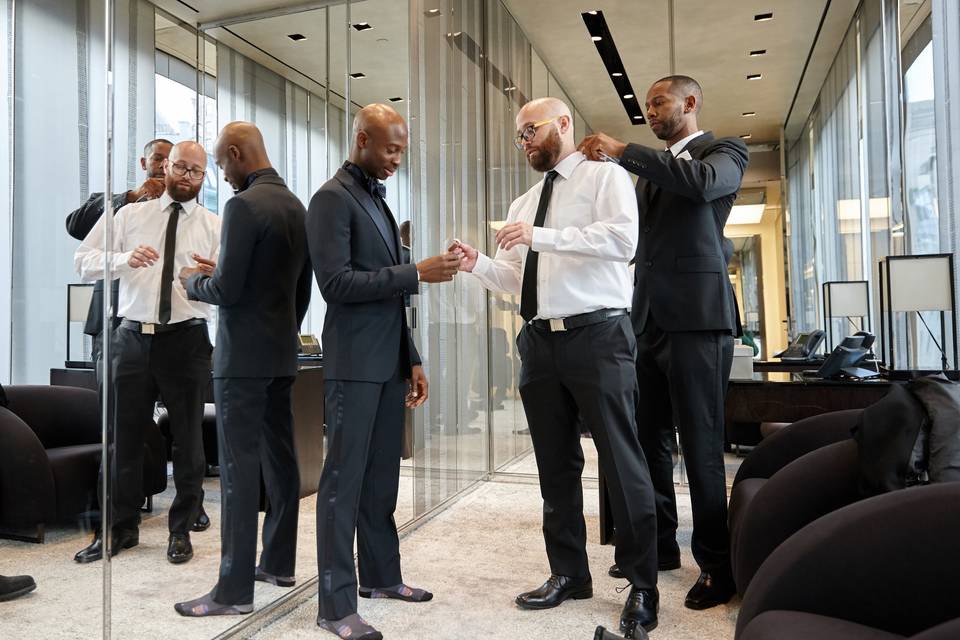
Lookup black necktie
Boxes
[158,202,182,325]
[519,170,559,322]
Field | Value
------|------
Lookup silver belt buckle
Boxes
[142,323,155,335]
[549,318,566,332]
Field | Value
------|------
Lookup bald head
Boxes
[164,140,208,202]
[349,104,408,181]
[215,121,272,191]
[516,97,575,172]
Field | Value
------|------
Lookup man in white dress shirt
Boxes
[73,141,221,565]
[451,97,659,637]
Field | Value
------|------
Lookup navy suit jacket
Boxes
[187,172,312,379]
[306,167,420,383]
[620,132,749,335]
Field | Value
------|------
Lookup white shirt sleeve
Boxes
[74,205,135,281]
[470,201,525,295]
[530,165,638,262]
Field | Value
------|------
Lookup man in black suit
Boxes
[65,138,172,361]
[308,104,459,640]
[174,122,312,617]
[580,75,749,610]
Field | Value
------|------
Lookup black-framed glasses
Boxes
[168,162,206,181]
[513,117,558,150]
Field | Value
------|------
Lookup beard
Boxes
[167,180,201,203]
[651,107,685,141]
[526,127,562,172]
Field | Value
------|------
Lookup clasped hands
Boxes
[177,254,216,288]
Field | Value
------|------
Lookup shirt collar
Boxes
[343,161,386,198]
[548,150,586,181]
[158,191,198,217]
[241,167,278,191]
[668,130,704,157]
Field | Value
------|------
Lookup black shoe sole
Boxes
[0,583,37,602]
[684,594,734,610]
[74,536,139,564]
[191,522,210,532]
[515,587,593,610]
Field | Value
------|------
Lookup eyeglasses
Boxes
[168,162,206,181]
[513,117,558,150]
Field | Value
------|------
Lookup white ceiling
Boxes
[152,0,867,155]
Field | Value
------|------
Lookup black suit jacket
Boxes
[65,192,129,335]
[306,167,420,383]
[187,172,312,379]
[620,132,749,334]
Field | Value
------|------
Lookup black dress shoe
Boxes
[684,570,736,610]
[74,528,139,564]
[167,532,193,564]
[515,575,592,610]
[619,586,658,635]
[192,508,211,532]
[608,554,681,578]
[0,575,37,602]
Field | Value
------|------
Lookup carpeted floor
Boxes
[251,478,740,640]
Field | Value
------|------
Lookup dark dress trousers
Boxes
[66,192,129,356]
[620,132,748,574]
[187,169,313,606]
[306,165,420,620]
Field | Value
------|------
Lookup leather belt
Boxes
[529,308,628,333]
[120,317,206,335]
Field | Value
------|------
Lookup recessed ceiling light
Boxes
[349,72,366,79]
[633,115,642,120]
[742,111,756,117]
[750,49,767,56]
[388,97,404,103]
[425,8,441,16]
[591,36,602,42]
[504,86,517,92]
[585,10,598,15]
[740,134,752,139]
[747,74,762,80]
[352,22,372,31]
[754,12,773,21]
[611,72,623,77]
[623,94,634,99]
[287,33,307,41]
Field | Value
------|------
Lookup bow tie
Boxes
[369,180,386,199]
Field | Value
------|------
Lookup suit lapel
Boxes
[335,169,399,263]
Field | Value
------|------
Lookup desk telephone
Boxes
[775,329,825,361]
[809,331,877,380]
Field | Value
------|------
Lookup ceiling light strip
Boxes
[581,10,645,125]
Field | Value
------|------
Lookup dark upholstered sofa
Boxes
[736,482,960,640]
[0,385,166,542]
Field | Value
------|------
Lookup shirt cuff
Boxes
[531,227,559,253]
[472,251,494,278]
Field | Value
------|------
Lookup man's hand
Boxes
[405,365,428,408]
[578,132,627,162]
[416,253,460,283]
[128,245,159,268]
[448,240,478,272]
[127,177,165,203]
[177,255,216,288]
[495,222,534,251]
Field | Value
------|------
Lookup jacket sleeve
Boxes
[295,254,313,327]
[619,138,749,203]
[307,188,419,304]
[66,192,128,240]
[187,197,257,307]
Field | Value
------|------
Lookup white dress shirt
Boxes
[75,192,221,323]
[669,130,704,158]
[471,151,638,319]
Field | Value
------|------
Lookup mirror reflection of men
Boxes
[74,141,221,566]
[66,138,172,360]
[452,97,659,637]
[308,104,457,640]
[174,122,313,617]
[580,75,749,611]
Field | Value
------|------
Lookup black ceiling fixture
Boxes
[352,22,372,31]
[581,10,644,125]
[349,72,366,79]
[287,33,306,42]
